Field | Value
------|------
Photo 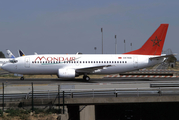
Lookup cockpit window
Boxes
[9,59,18,63]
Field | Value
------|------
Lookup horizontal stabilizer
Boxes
[149,54,177,60]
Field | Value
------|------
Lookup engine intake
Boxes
[58,69,76,78]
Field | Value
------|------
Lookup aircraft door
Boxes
[133,56,138,68]
[25,57,30,68]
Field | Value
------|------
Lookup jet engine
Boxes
[58,69,76,78]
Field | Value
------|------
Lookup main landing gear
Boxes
[83,75,90,81]
[20,77,24,80]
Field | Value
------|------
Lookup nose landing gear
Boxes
[83,75,90,81]
[20,77,24,80]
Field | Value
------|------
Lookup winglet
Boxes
[124,24,169,55]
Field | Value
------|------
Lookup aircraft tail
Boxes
[124,24,169,55]
[18,49,25,56]
[6,49,15,58]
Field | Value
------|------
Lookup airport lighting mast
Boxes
[101,28,103,54]
[115,35,117,54]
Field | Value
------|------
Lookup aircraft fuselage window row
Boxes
[32,61,127,64]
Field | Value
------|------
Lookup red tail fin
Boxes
[124,24,169,55]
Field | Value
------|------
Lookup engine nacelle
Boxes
[58,69,76,78]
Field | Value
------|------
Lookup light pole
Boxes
[130,43,132,51]
[124,39,126,53]
[101,28,103,54]
[94,47,97,54]
[115,35,117,54]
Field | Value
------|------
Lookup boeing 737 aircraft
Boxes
[2,24,171,80]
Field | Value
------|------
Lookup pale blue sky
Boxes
[0,0,179,59]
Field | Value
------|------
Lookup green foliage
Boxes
[0,108,58,119]
[0,51,5,58]
[0,74,18,78]
[45,108,58,114]
[33,108,44,114]
[5,108,30,117]
[0,109,3,117]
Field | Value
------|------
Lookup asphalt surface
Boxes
[0,77,179,84]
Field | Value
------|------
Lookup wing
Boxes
[76,65,112,74]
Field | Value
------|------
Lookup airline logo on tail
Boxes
[6,49,15,58]
[151,36,161,47]
[18,50,25,56]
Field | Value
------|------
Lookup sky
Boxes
[0,0,179,59]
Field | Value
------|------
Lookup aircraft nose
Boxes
[1,64,11,71]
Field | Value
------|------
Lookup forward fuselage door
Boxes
[133,56,138,68]
[25,57,30,68]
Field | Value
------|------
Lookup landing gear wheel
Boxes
[20,77,24,80]
[83,75,90,81]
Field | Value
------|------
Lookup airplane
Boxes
[0,49,15,67]
[0,49,26,67]
[1,24,172,80]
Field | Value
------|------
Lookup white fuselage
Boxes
[1,54,164,75]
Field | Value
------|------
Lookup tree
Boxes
[0,51,5,58]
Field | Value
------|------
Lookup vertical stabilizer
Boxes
[6,49,15,58]
[124,24,169,55]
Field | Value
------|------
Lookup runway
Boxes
[0,77,179,84]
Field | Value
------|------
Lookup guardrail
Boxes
[1,87,179,102]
